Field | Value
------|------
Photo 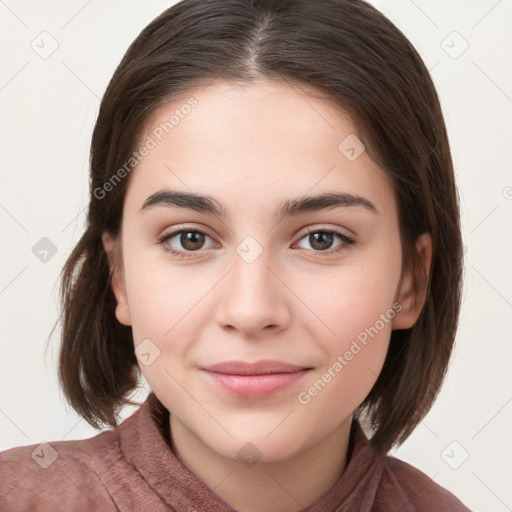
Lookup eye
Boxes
[157,226,356,259]
[158,228,216,258]
[294,228,355,255]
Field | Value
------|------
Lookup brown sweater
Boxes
[0,392,471,511]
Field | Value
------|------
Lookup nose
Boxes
[214,248,291,338]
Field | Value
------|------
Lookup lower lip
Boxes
[201,369,311,399]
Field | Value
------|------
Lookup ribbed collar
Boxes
[118,392,387,511]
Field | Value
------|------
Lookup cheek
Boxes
[295,274,397,422]
[295,248,401,406]
[124,261,203,401]
[313,278,393,386]
[303,257,400,344]
[124,249,214,366]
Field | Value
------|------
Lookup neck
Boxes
[169,415,353,512]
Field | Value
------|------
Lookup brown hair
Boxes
[48,0,463,455]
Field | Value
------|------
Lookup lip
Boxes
[200,360,312,399]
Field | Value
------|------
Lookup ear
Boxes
[102,232,132,326]
[392,233,432,330]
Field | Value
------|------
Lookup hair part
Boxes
[47,0,463,454]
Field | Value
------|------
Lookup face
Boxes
[103,79,430,463]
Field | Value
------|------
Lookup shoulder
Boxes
[378,453,472,511]
[0,428,120,511]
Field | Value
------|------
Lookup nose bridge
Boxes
[230,235,276,304]
[215,235,289,333]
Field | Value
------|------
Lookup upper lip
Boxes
[201,360,311,375]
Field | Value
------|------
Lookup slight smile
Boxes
[200,360,313,399]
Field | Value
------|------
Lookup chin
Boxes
[202,424,314,465]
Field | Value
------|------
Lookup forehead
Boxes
[125,79,396,221]
[145,78,355,147]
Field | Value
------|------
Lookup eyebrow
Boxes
[139,189,378,219]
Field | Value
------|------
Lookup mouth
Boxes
[200,360,313,399]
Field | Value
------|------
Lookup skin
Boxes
[102,79,432,512]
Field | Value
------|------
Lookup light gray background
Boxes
[1,1,511,511]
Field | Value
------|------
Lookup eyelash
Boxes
[157,226,356,259]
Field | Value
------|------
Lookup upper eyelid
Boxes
[161,223,352,236]
[299,225,354,237]
[160,225,217,243]
[160,225,354,247]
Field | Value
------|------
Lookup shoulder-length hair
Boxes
[49,0,463,455]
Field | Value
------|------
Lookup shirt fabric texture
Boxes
[0,392,471,511]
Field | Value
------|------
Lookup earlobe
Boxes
[102,232,132,326]
[391,233,432,330]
